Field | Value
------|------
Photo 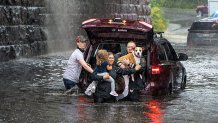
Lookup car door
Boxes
[156,43,171,88]
[161,42,183,90]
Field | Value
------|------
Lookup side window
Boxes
[157,45,167,61]
[120,44,127,55]
[85,45,93,62]
[102,43,121,54]
[162,43,177,61]
[93,43,122,56]
[89,43,122,67]
[167,43,178,60]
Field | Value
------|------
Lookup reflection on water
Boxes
[59,95,165,123]
[0,46,218,122]
[144,100,163,123]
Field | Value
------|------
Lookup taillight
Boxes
[139,21,153,28]
[152,65,160,74]
[82,18,96,25]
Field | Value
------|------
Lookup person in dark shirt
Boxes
[114,41,138,100]
[92,52,141,103]
[85,49,118,97]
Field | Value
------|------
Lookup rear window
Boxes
[190,22,218,30]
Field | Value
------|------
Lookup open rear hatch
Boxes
[82,18,154,44]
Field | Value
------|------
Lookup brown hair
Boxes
[96,49,108,66]
[108,52,114,56]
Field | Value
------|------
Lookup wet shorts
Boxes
[63,78,77,90]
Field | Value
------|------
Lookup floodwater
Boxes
[0,46,218,123]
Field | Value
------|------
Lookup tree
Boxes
[150,6,168,32]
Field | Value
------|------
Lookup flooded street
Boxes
[0,45,218,123]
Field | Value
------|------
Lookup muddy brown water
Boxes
[0,45,218,123]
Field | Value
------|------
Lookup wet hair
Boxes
[76,35,88,43]
[96,49,108,66]
[108,52,114,56]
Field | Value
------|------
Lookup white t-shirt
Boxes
[63,49,84,83]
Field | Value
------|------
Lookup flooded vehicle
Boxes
[187,20,218,46]
[80,18,188,99]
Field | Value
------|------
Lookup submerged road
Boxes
[0,45,218,123]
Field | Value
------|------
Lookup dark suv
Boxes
[187,20,218,46]
[80,18,188,97]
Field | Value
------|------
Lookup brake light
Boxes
[108,18,126,25]
[82,18,96,25]
[139,21,152,28]
[152,65,160,74]
[108,19,113,24]
[122,20,126,25]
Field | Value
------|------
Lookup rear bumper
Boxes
[143,82,167,95]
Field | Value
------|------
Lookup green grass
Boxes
[151,0,207,9]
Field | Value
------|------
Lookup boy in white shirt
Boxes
[63,35,109,94]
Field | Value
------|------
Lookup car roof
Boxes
[189,21,218,31]
[82,18,153,44]
[199,17,218,22]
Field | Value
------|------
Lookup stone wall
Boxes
[0,0,47,61]
[0,0,151,61]
[104,0,151,21]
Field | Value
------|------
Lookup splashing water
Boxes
[45,0,79,53]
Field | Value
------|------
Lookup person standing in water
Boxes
[63,35,109,94]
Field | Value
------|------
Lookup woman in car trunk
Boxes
[92,52,142,103]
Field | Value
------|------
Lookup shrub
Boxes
[150,1,168,32]
[151,7,168,32]
[152,0,208,9]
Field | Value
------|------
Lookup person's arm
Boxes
[79,59,94,73]
[116,67,136,75]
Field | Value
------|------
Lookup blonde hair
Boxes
[96,49,108,66]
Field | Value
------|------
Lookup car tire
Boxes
[181,75,186,90]
[167,73,174,95]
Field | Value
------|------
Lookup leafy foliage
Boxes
[150,1,168,32]
[151,0,208,9]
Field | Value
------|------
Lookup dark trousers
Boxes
[63,78,77,90]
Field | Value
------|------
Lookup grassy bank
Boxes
[152,0,207,9]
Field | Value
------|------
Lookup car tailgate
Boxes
[82,18,153,44]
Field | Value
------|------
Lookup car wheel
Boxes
[167,73,174,95]
[181,75,186,90]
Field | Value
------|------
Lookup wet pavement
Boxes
[0,45,218,123]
